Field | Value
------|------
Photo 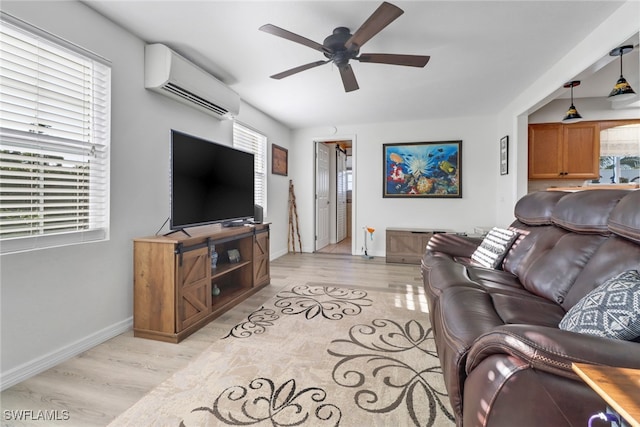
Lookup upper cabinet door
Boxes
[529,123,563,179]
[563,122,600,179]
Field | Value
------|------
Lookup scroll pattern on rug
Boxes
[177,284,453,426]
[182,378,341,427]
[328,319,455,426]
[224,285,372,339]
[223,306,279,338]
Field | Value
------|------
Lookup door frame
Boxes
[313,134,357,254]
[315,141,330,251]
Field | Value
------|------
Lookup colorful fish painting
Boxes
[383,141,462,198]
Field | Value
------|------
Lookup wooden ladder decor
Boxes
[288,179,302,253]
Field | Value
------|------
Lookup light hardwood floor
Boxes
[315,237,353,255]
[0,253,424,427]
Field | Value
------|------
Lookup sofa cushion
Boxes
[514,190,567,225]
[559,270,640,340]
[470,227,518,269]
[551,189,629,234]
[608,189,640,244]
[564,236,640,309]
[502,223,553,277]
[505,225,605,305]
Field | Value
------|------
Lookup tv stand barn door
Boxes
[176,246,211,331]
[133,224,270,343]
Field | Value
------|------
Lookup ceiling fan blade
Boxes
[259,24,329,53]
[345,2,403,52]
[270,60,330,80]
[339,64,359,92]
[356,53,430,67]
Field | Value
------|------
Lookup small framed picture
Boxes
[272,144,288,176]
[500,136,509,176]
[227,249,241,263]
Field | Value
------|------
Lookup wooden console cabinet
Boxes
[133,223,270,343]
[386,227,452,264]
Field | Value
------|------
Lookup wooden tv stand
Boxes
[133,223,270,343]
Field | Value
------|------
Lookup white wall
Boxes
[291,116,498,257]
[494,1,640,227]
[529,97,640,124]
[233,102,292,259]
[0,1,291,388]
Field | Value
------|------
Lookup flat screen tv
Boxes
[170,130,254,230]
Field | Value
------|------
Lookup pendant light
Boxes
[608,45,636,101]
[562,80,582,122]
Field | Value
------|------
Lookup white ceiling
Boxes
[83,1,635,129]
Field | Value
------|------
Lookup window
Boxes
[598,123,640,184]
[233,122,267,215]
[0,14,111,253]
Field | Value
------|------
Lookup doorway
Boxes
[314,138,354,255]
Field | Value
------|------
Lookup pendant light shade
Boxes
[608,45,636,101]
[562,80,582,122]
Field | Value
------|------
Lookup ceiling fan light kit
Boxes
[562,80,583,122]
[608,44,636,101]
[259,1,430,93]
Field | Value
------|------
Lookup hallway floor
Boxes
[315,237,352,255]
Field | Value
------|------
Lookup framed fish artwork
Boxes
[383,141,462,198]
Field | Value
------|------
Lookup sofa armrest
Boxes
[425,233,482,258]
[466,324,640,380]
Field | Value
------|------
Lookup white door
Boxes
[316,142,330,251]
[336,148,347,242]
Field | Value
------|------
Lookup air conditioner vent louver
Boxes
[144,44,240,119]
[163,83,229,116]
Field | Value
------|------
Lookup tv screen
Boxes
[171,130,254,229]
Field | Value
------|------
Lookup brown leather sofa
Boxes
[421,189,640,427]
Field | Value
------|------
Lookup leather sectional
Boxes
[421,189,640,426]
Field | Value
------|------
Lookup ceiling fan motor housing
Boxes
[323,27,359,67]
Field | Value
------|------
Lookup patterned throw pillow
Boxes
[470,227,519,269]
[559,270,640,341]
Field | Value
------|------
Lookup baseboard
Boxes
[270,248,289,259]
[1,317,133,391]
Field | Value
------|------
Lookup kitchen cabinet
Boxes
[528,122,600,179]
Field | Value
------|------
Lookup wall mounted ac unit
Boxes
[144,43,240,119]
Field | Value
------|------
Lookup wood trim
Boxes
[598,118,640,131]
[573,363,640,427]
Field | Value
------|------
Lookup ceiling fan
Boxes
[259,1,430,92]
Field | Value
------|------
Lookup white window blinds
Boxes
[233,122,267,214]
[0,14,111,253]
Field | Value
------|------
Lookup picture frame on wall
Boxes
[500,136,509,175]
[272,144,288,176]
[383,140,462,198]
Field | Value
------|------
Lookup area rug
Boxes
[109,283,455,426]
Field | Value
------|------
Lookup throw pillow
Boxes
[470,227,519,269]
[559,270,640,341]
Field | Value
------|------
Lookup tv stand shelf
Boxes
[133,223,270,343]
[212,260,251,279]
